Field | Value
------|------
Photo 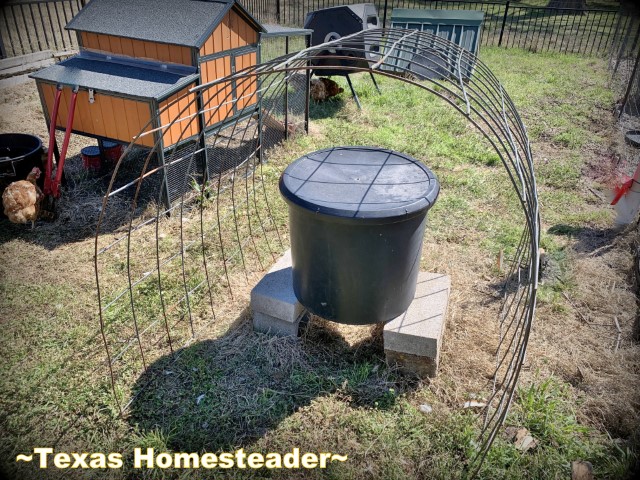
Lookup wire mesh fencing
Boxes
[610,11,640,117]
[495,2,619,55]
[607,5,640,181]
[94,28,539,477]
[383,1,620,54]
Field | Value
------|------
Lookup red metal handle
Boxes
[611,177,633,206]
[44,86,62,195]
[611,162,640,206]
[51,87,79,198]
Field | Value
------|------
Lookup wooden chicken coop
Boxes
[29,0,309,207]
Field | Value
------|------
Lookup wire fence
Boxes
[610,12,640,118]
[242,0,622,56]
[0,0,628,59]
[607,7,640,182]
[495,2,619,55]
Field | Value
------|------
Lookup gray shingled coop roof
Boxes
[65,0,264,48]
[30,55,199,100]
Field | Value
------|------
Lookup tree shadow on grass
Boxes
[548,224,624,256]
[484,223,631,296]
[127,316,418,452]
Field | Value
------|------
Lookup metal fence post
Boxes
[498,1,510,47]
[284,36,289,140]
[382,0,389,29]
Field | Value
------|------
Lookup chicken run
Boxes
[0,70,339,229]
[1,75,358,229]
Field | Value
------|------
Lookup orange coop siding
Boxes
[156,43,171,63]
[199,8,257,58]
[108,35,123,55]
[97,95,119,140]
[119,37,135,57]
[143,41,159,62]
[221,12,231,51]
[131,39,148,59]
[235,52,257,111]
[80,32,194,66]
[229,9,239,49]
[38,82,155,147]
[159,85,200,147]
[81,32,101,50]
[200,56,234,127]
[97,33,111,52]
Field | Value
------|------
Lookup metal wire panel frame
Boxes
[94,28,539,477]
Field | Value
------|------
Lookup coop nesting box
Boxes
[30,0,265,205]
[389,8,484,79]
[279,147,440,325]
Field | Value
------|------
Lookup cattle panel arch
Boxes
[94,29,539,476]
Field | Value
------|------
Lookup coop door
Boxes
[200,49,257,127]
[231,50,258,114]
[201,55,234,127]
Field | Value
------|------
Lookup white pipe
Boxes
[614,179,640,225]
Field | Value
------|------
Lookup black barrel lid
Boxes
[279,146,439,220]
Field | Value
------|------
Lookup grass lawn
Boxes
[0,46,638,479]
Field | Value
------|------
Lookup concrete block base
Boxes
[383,272,450,378]
[251,252,450,373]
[251,250,306,336]
[253,310,307,336]
[385,350,439,378]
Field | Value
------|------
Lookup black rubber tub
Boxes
[625,130,640,148]
[0,133,44,199]
[280,146,440,325]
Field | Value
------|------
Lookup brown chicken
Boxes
[2,167,43,228]
[321,77,344,97]
[310,77,344,102]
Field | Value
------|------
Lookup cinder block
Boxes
[251,250,306,336]
[384,272,450,377]
[252,310,307,337]
[385,350,438,378]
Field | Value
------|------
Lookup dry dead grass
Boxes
[542,224,639,438]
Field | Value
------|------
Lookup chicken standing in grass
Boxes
[2,167,44,228]
[310,77,344,102]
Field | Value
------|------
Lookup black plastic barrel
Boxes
[0,133,43,187]
[279,146,439,325]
